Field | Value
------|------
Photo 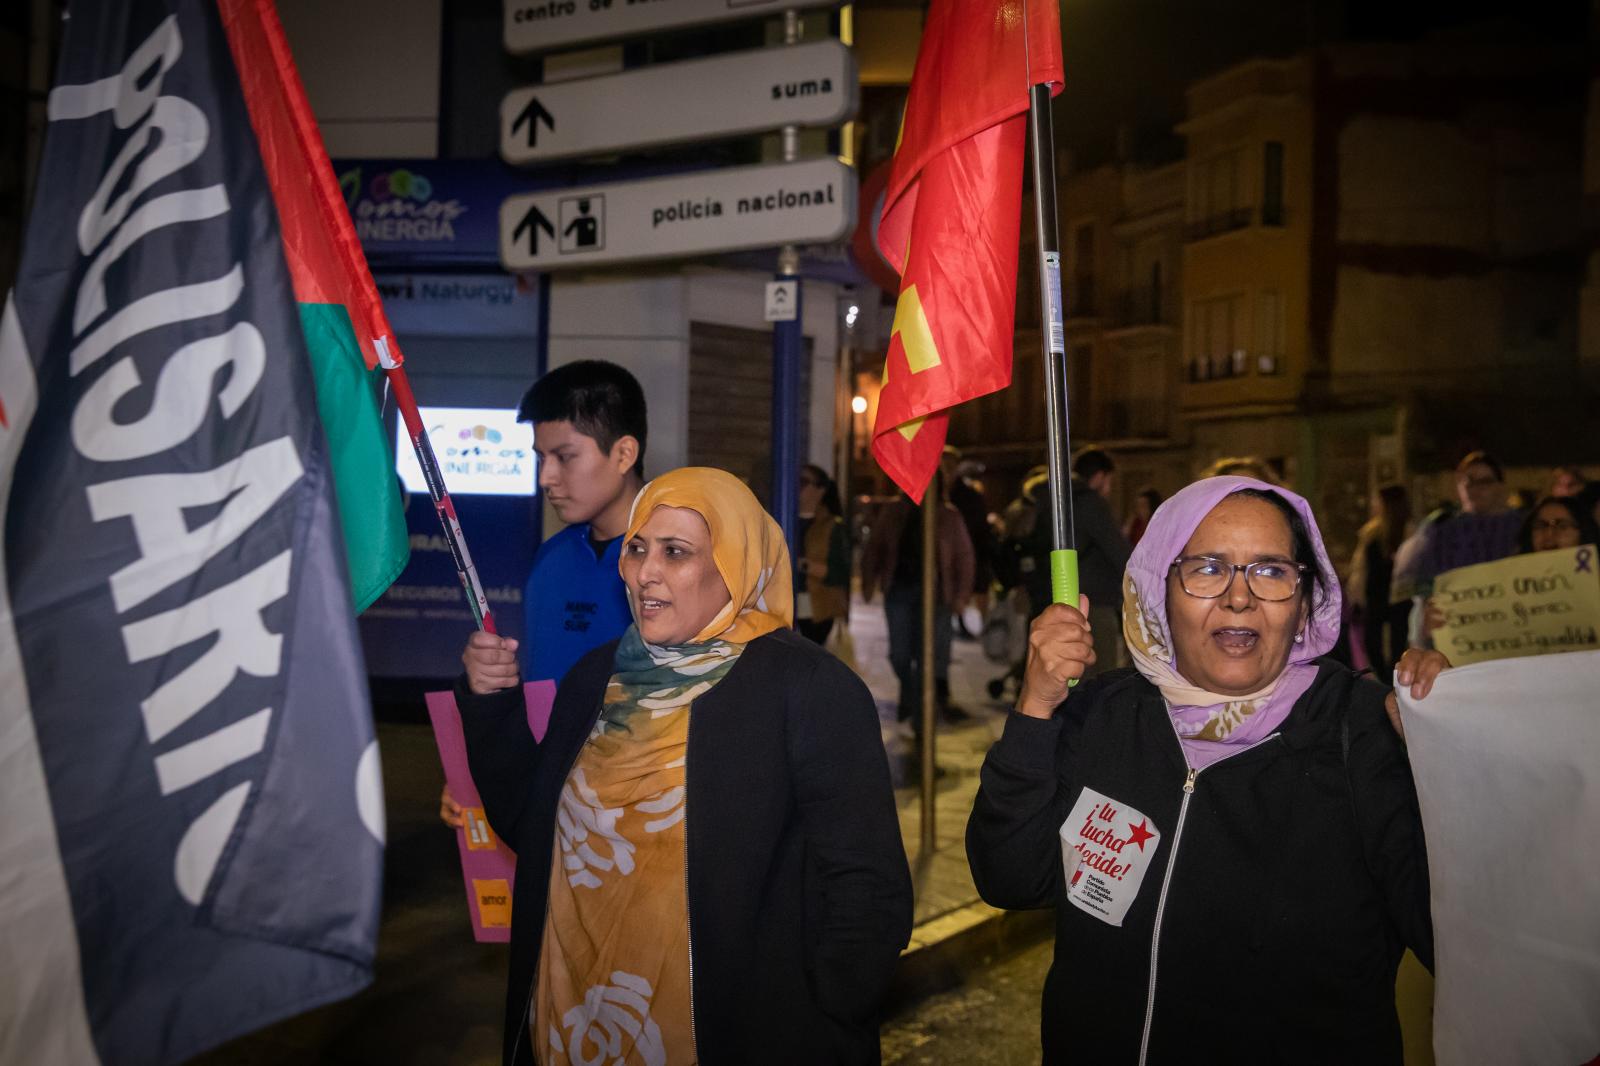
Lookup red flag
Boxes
[218,0,401,371]
[217,0,410,610]
[871,0,1063,501]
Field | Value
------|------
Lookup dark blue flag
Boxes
[0,2,383,1062]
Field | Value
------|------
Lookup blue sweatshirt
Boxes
[521,523,633,683]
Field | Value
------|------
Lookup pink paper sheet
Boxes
[425,680,557,942]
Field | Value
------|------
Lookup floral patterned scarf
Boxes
[533,468,791,1065]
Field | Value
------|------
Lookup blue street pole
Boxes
[771,6,804,562]
[771,268,803,560]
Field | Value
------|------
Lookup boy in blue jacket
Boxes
[441,359,646,826]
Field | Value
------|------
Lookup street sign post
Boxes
[764,280,798,321]
[500,40,856,165]
[499,157,855,271]
[505,0,838,55]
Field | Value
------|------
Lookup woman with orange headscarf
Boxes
[459,467,912,1066]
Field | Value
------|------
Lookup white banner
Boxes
[1399,650,1600,1066]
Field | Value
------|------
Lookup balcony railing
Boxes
[1183,207,1253,242]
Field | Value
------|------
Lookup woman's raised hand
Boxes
[1016,596,1097,720]
[1383,647,1452,739]
[463,631,521,695]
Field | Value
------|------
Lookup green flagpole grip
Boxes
[1051,548,1081,688]
[1051,548,1079,607]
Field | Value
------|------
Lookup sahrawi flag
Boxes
[871,0,1064,500]
[0,0,405,1061]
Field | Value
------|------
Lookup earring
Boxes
[1294,633,1304,644]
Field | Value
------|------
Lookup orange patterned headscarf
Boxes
[622,467,794,644]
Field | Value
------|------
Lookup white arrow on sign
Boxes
[499,157,855,272]
[505,0,839,56]
[501,40,856,165]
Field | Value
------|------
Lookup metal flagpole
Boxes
[919,478,937,855]
[1026,83,1079,617]
[375,336,498,635]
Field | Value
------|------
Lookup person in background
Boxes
[1518,495,1599,555]
[1407,451,1524,647]
[1389,498,1454,650]
[1070,448,1134,676]
[440,360,646,829]
[861,475,976,730]
[459,468,912,1066]
[1347,484,1412,678]
[999,465,1052,625]
[968,476,1449,1063]
[988,466,1052,701]
[1124,488,1163,548]
[1201,455,1280,484]
[1575,482,1600,535]
[944,448,997,629]
[796,464,850,645]
[1549,465,1588,499]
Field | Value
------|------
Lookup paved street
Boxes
[882,938,1051,1066]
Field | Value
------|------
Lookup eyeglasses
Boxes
[1171,555,1308,602]
[1531,519,1579,533]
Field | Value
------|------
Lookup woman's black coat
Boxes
[458,628,913,1066]
[967,661,1433,1064]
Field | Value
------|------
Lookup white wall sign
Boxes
[505,0,838,55]
[764,280,798,321]
[396,407,536,496]
[501,40,856,165]
[499,157,855,272]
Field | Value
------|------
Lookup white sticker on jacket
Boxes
[1059,787,1161,927]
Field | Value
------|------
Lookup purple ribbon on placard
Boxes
[1577,547,1594,574]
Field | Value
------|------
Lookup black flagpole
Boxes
[1027,83,1080,618]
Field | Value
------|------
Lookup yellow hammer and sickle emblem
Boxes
[882,284,943,441]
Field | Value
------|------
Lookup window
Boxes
[1187,149,1251,239]
[1206,153,1239,217]
[1069,343,1093,428]
[1127,347,1166,436]
[1256,291,1284,374]
[1188,295,1247,381]
[1262,142,1284,226]
[1073,223,1096,314]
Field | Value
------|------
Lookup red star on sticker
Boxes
[1126,818,1155,852]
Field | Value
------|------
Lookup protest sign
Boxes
[1433,545,1599,665]
[1398,650,1600,1065]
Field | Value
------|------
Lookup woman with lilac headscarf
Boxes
[967,477,1450,1065]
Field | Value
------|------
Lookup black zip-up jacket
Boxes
[967,661,1433,1065]
[459,629,913,1066]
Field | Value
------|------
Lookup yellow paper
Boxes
[472,878,512,928]
[1433,545,1600,665]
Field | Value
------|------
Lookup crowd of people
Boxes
[438,357,1590,1066]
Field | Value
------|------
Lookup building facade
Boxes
[1178,44,1591,560]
